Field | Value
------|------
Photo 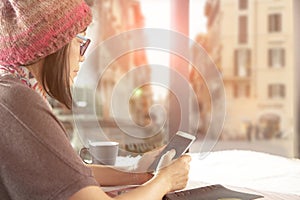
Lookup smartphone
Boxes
[148,131,196,171]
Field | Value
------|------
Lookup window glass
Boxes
[239,0,248,10]
[268,48,285,68]
[234,49,251,76]
[269,14,282,32]
[51,0,298,158]
[268,84,285,98]
[238,16,248,43]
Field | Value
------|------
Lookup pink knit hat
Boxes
[0,0,92,67]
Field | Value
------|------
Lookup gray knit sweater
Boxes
[0,75,98,200]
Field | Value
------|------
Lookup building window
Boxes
[234,49,251,77]
[239,0,248,10]
[268,84,285,98]
[268,14,282,32]
[238,16,248,43]
[268,48,285,68]
[259,114,281,139]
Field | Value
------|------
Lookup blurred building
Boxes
[86,0,151,122]
[189,33,212,138]
[204,0,295,144]
[55,0,158,154]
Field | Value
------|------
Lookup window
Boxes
[268,48,285,68]
[268,84,285,98]
[234,49,251,76]
[239,0,248,10]
[268,14,282,32]
[238,16,248,43]
[259,114,281,139]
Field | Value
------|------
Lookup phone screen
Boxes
[148,131,195,171]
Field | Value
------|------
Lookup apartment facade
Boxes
[204,0,295,147]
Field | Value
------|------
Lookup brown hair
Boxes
[42,44,72,109]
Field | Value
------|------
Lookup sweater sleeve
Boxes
[0,77,99,200]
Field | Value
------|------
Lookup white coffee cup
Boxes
[80,141,119,165]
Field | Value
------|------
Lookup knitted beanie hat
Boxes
[0,0,92,67]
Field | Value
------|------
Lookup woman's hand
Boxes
[155,154,191,192]
[156,149,176,170]
[70,152,191,200]
[134,146,165,172]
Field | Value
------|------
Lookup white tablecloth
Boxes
[187,150,300,199]
[111,150,300,199]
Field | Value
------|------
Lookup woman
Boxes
[0,0,191,200]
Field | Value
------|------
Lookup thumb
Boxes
[156,149,176,171]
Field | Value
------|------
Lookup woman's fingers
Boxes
[156,154,192,192]
[134,146,166,172]
[156,149,176,170]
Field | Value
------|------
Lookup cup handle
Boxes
[79,147,92,164]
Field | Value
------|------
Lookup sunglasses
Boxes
[76,35,91,56]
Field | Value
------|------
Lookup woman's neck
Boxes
[26,59,44,86]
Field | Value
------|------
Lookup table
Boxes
[106,150,300,199]
[187,150,300,199]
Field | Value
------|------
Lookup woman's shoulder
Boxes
[0,75,51,115]
[0,75,38,96]
[0,77,53,126]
